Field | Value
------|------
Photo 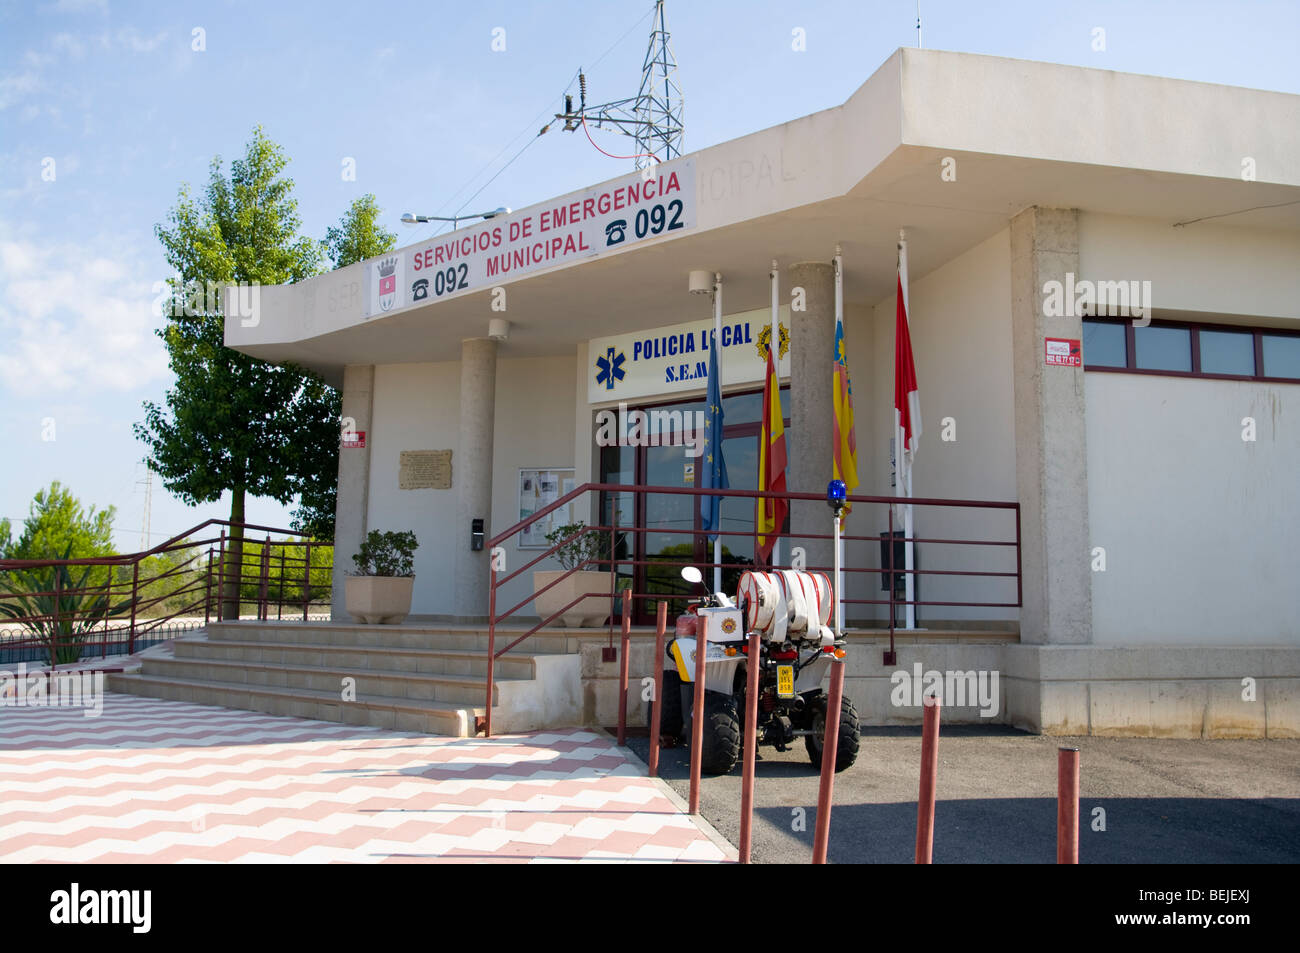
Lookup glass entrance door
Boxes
[641,442,698,619]
[597,388,789,625]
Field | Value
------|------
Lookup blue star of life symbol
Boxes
[595,347,626,390]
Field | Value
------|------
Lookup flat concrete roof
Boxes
[226,47,1300,385]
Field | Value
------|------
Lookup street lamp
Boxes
[400,207,511,230]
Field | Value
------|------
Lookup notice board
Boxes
[518,468,576,548]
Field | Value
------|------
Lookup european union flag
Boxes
[701,333,729,542]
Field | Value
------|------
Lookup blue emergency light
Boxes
[826,479,847,511]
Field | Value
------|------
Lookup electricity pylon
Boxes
[552,1,685,170]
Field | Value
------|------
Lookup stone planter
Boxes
[533,570,612,627]
[345,575,415,624]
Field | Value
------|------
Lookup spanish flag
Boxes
[832,311,860,520]
[756,340,787,565]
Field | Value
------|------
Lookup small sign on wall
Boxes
[1045,338,1082,367]
[342,430,366,449]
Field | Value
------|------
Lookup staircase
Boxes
[106,621,583,736]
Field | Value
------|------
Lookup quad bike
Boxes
[648,565,860,775]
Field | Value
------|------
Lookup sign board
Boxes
[341,430,366,449]
[519,468,576,548]
[366,158,696,318]
[399,450,452,490]
[588,307,790,403]
[1045,338,1082,367]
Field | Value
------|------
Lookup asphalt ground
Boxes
[624,726,1300,864]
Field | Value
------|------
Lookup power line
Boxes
[408,6,656,245]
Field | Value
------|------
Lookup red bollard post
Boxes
[1058,746,1080,864]
[812,656,847,864]
[617,591,632,745]
[688,614,708,815]
[915,692,942,863]
[648,602,668,777]
[739,632,762,863]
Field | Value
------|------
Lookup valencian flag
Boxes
[700,335,729,542]
[756,335,788,563]
[832,311,860,522]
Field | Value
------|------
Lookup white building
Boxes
[226,48,1300,738]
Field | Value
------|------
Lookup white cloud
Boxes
[51,33,87,58]
[0,71,40,111]
[94,27,167,54]
[44,0,109,13]
[0,233,170,394]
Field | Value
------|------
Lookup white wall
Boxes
[1086,373,1300,644]
[855,227,1020,624]
[490,355,579,619]
[367,362,462,616]
[366,355,579,619]
[1079,213,1300,321]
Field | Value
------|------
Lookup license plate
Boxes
[776,664,795,699]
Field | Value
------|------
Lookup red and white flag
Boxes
[894,237,921,505]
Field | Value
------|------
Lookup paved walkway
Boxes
[0,693,733,863]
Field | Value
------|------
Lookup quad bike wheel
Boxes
[805,690,861,772]
[688,689,741,775]
[646,669,685,744]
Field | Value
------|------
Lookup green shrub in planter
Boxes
[351,530,417,577]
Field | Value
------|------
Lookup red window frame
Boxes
[1082,317,1300,384]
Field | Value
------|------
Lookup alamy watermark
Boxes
[1042,272,1152,326]
[0,664,104,718]
[594,402,707,458]
[151,278,262,327]
[890,663,1000,718]
[50,883,150,933]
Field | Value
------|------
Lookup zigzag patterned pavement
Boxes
[0,692,733,863]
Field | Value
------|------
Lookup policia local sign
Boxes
[588,308,791,404]
[366,158,696,317]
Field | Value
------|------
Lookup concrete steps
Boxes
[108,671,479,736]
[134,656,511,706]
[106,620,585,737]
[174,638,539,680]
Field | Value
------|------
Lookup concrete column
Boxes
[454,337,498,620]
[331,364,374,619]
[1009,207,1093,644]
[785,261,836,574]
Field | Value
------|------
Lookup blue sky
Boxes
[2,0,1298,552]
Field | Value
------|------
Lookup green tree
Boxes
[324,193,397,269]
[135,127,338,620]
[3,481,116,561]
[290,194,397,541]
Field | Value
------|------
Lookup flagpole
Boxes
[770,259,780,569]
[713,272,723,595]
[898,230,916,630]
[833,245,845,632]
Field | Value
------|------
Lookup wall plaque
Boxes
[399,450,452,489]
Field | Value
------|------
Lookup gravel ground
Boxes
[624,726,1300,864]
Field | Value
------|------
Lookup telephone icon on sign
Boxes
[411,278,429,301]
[605,219,627,246]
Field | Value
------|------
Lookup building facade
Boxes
[227,49,1300,737]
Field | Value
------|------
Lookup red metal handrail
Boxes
[483,482,1021,736]
[0,520,332,669]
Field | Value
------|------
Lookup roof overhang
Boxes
[226,48,1300,386]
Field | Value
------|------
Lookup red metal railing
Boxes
[483,482,1021,735]
[0,520,332,669]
